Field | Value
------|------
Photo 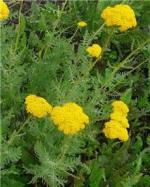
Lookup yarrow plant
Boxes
[2,1,149,187]
[0,0,9,20]
[101,4,137,32]
[103,101,129,141]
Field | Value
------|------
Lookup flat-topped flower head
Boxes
[112,100,129,115]
[51,102,89,135]
[110,111,129,128]
[25,95,52,118]
[101,4,137,32]
[102,100,130,142]
[86,44,102,58]
[0,0,9,20]
[77,21,87,28]
[103,120,129,141]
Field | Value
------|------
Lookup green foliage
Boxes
[1,0,150,186]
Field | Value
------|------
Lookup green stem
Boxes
[116,39,150,69]
[59,135,72,161]
[14,0,23,52]
[69,57,99,88]
[57,24,74,37]
[69,27,79,43]
[88,58,99,73]
[53,0,68,31]
[127,58,150,74]
[87,23,105,45]
[101,29,114,56]
[102,39,150,88]
[109,58,150,89]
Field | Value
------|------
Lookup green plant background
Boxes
[1,0,150,187]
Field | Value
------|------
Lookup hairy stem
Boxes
[87,23,105,45]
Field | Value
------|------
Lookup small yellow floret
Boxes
[51,102,89,135]
[103,120,128,141]
[86,44,102,58]
[101,4,137,32]
[0,0,9,20]
[77,21,87,27]
[25,95,52,118]
[112,100,129,114]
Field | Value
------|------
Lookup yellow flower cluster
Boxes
[103,101,129,141]
[51,103,89,135]
[0,0,9,20]
[25,95,52,118]
[77,21,87,28]
[25,96,89,135]
[86,44,102,58]
[101,4,137,32]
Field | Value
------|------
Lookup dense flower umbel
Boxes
[112,100,129,115]
[103,120,128,141]
[110,112,129,128]
[101,4,137,32]
[77,21,87,27]
[25,95,52,118]
[103,100,129,141]
[0,0,9,20]
[51,103,89,135]
[86,44,102,58]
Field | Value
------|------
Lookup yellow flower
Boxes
[103,100,130,141]
[112,100,129,115]
[103,120,128,141]
[110,112,129,128]
[86,44,102,58]
[101,4,137,32]
[0,0,9,20]
[25,95,52,118]
[77,21,87,28]
[51,102,89,135]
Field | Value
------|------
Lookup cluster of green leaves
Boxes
[1,0,150,187]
